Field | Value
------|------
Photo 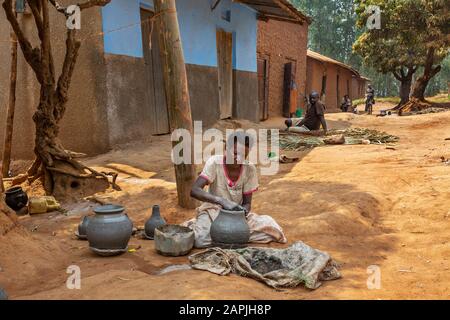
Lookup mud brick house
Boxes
[0,0,309,160]
[306,50,369,112]
[255,1,311,120]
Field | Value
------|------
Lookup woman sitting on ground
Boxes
[184,132,287,248]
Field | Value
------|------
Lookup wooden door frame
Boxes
[140,8,157,134]
[336,74,340,109]
[257,53,270,121]
[216,28,233,119]
[282,61,296,118]
[140,7,170,134]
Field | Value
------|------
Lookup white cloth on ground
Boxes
[189,241,341,290]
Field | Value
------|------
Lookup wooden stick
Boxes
[0,169,4,193]
[154,0,197,209]
[2,4,18,179]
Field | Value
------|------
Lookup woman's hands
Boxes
[218,198,246,212]
[190,176,251,215]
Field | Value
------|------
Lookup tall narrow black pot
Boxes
[144,205,166,240]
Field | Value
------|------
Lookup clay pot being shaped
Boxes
[86,204,133,256]
[4,186,28,212]
[144,205,166,240]
[210,208,250,248]
[76,216,91,240]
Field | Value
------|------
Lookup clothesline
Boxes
[0,8,176,45]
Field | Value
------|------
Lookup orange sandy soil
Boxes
[1,102,449,300]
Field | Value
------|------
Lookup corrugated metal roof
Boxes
[307,50,361,76]
[236,0,311,24]
[307,50,370,82]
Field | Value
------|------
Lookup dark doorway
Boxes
[257,56,269,121]
[336,74,340,109]
[140,8,170,134]
[321,75,327,99]
[283,61,296,118]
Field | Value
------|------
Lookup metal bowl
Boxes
[154,224,194,257]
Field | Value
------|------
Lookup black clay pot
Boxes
[86,204,133,256]
[0,287,8,300]
[76,216,91,240]
[210,208,250,248]
[4,186,28,212]
[144,205,166,240]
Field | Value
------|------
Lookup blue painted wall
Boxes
[101,0,257,72]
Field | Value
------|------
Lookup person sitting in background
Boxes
[340,94,352,112]
[285,91,328,135]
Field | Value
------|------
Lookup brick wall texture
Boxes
[257,19,309,118]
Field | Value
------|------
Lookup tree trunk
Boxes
[391,67,416,110]
[31,94,110,198]
[2,0,114,200]
[411,48,441,101]
[154,0,197,209]
[411,78,428,101]
[399,78,412,105]
[2,18,18,178]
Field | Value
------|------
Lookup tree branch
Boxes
[48,0,66,14]
[392,70,402,81]
[27,0,44,41]
[423,47,435,75]
[49,0,110,12]
[430,65,442,78]
[49,0,110,117]
[39,0,54,85]
[55,29,81,119]
[409,65,418,75]
[2,0,43,83]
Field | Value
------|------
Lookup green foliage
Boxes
[426,55,450,96]
[290,0,399,96]
[290,0,450,97]
[291,0,358,64]
[353,0,427,74]
[353,0,449,87]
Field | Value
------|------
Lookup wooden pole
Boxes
[0,167,4,193]
[154,0,197,209]
[2,8,18,179]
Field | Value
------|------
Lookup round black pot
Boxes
[5,186,28,212]
[210,208,250,248]
[86,204,133,256]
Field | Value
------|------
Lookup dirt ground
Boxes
[1,102,449,300]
